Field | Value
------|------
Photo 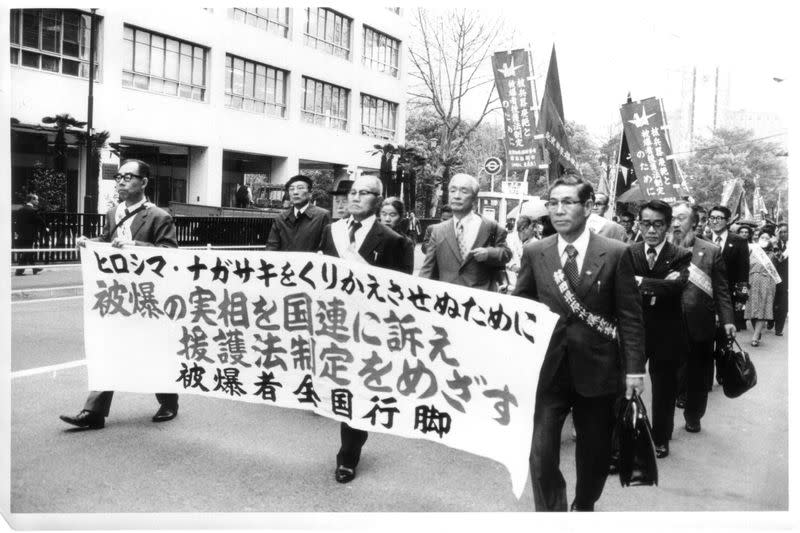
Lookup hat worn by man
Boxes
[285,174,313,190]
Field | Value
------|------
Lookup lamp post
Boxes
[83,8,98,218]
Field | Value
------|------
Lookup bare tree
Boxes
[408,8,507,207]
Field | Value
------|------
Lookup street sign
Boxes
[501,180,526,195]
[484,157,503,175]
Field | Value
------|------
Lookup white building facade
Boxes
[8,7,408,212]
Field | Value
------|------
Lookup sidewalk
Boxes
[10,265,83,301]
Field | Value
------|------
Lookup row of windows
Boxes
[10,10,399,138]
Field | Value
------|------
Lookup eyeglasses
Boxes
[287,185,309,192]
[114,173,143,182]
[639,220,666,230]
[545,198,583,209]
[594,202,608,207]
[348,189,378,197]
[707,215,727,222]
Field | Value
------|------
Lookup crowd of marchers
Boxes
[56,159,788,512]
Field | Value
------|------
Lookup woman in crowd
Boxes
[379,197,415,275]
[744,228,779,346]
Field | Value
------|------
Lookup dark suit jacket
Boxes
[717,232,750,295]
[95,204,178,248]
[775,240,788,292]
[419,215,511,290]
[318,219,411,274]
[513,231,645,397]
[631,241,691,361]
[681,235,735,342]
[266,204,331,252]
[14,204,47,242]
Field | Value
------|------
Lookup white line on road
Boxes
[11,295,83,304]
[12,285,83,293]
[11,359,86,379]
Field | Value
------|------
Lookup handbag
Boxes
[616,392,658,487]
[716,338,757,398]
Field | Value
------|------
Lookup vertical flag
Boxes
[536,46,577,183]
[491,49,539,170]
[619,97,686,203]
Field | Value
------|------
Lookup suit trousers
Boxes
[84,390,178,417]
[648,358,678,446]
[774,285,788,334]
[531,357,615,511]
[336,423,369,468]
[683,339,714,424]
[15,238,37,274]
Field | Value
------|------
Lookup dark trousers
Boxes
[648,358,678,446]
[84,390,178,417]
[15,239,38,275]
[336,423,369,468]
[683,339,715,424]
[530,359,615,511]
[774,286,788,334]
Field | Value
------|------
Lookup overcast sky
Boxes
[410,1,793,144]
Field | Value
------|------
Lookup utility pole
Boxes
[83,8,98,218]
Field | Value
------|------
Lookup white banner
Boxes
[80,243,558,498]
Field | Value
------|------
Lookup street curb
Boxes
[11,286,83,302]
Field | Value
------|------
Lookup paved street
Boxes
[9,260,789,514]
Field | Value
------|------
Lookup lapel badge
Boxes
[699,252,704,257]
[585,270,592,276]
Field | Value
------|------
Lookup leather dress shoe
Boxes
[570,502,594,512]
[335,465,356,484]
[685,420,701,433]
[60,410,104,429]
[675,396,686,409]
[152,405,178,422]
[655,444,669,459]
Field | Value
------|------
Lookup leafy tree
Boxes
[682,127,787,213]
[27,163,67,212]
[565,121,603,185]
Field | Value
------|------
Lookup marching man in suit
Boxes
[318,174,411,484]
[671,202,736,433]
[266,174,331,252]
[419,173,511,289]
[60,159,180,429]
[630,200,692,458]
[513,173,645,511]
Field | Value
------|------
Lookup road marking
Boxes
[11,359,86,379]
[12,285,83,293]
[11,295,83,304]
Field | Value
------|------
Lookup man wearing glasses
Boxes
[513,173,644,511]
[318,174,411,484]
[706,206,750,331]
[587,192,627,242]
[266,174,331,252]
[630,200,692,459]
[60,159,180,430]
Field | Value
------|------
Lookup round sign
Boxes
[484,157,503,175]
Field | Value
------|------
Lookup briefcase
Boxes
[716,338,757,398]
[616,392,658,487]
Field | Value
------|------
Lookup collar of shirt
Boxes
[115,198,146,222]
[711,229,728,247]
[347,214,376,250]
[647,239,667,263]
[557,225,591,271]
[293,203,310,218]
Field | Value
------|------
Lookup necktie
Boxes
[715,236,722,247]
[456,221,469,260]
[348,220,362,245]
[564,244,580,289]
[647,246,657,270]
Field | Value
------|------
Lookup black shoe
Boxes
[152,405,178,422]
[675,396,686,409]
[32,268,42,275]
[335,465,356,484]
[60,410,104,429]
[655,444,669,458]
[14,271,24,276]
[685,420,701,433]
[570,502,594,512]
[776,331,784,336]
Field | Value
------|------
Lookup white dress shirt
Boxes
[645,239,667,264]
[114,198,146,241]
[294,202,309,219]
[557,225,591,272]
[452,211,481,252]
[711,229,728,249]
[331,214,377,263]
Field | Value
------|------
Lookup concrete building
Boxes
[7,7,408,212]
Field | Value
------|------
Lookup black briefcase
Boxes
[616,392,658,487]
[716,338,757,398]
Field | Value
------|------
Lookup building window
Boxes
[230,8,290,38]
[301,77,349,131]
[122,25,207,101]
[361,94,397,140]
[225,55,287,117]
[304,8,351,60]
[362,26,400,78]
[9,9,98,79]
